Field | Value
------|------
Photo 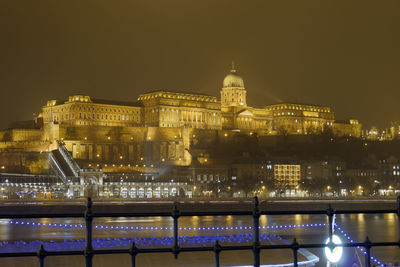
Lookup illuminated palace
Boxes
[0,65,361,168]
[41,66,360,133]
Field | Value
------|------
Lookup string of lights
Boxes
[0,220,327,232]
[334,224,385,267]
[0,233,282,253]
[0,219,387,266]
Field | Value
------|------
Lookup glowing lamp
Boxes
[324,235,343,263]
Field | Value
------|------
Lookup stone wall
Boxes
[0,152,52,174]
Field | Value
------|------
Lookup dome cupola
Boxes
[222,63,244,88]
[220,62,247,107]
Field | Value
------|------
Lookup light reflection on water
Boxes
[0,213,398,263]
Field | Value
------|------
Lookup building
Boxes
[0,64,366,198]
[42,95,142,127]
[36,64,363,138]
[138,91,221,129]
[274,164,301,195]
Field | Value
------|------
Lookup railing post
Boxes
[37,244,46,267]
[397,196,400,243]
[327,204,334,240]
[364,236,371,267]
[252,196,260,267]
[84,197,94,267]
[213,240,222,267]
[291,238,299,267]
[172,202,180,259]
[129,242,139,267]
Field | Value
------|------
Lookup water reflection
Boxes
[190,216,199,229]
[259,215,268,226]
[357,213,364,222]
[0,214,398,264]
[225,215,234,227]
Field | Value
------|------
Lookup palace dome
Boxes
[223,69,244,88]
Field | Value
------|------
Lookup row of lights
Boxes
[88,163,155,168]
[66,136,158,142]
[0,220,327,232]
[335,224,385,267]
[0,219,386,266]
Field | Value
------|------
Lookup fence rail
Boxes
[0,197,399,267]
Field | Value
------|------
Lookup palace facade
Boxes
[0,65,362,168]
[38,66,361,135]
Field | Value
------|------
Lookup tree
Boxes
[207,176,228,198]
[234,174,261,197]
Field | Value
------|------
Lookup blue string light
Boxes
[0,233,282,253]
[0,220,327,232]
[334,223,385,267]
[0,219,388,266]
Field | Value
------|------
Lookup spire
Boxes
[231,60,236,73]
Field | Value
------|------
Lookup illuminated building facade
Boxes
[274,164,301,191]
[0,64,362,170]
[266,103,334,134]
[138,91,221,129]
[43,95,142,127]
[39,65,361,137]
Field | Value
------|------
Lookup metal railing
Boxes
[57,141,80,176]
[0,197,399,267]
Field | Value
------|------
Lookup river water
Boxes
[0,213,398,266]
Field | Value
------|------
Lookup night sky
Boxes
[0,1,399,129]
